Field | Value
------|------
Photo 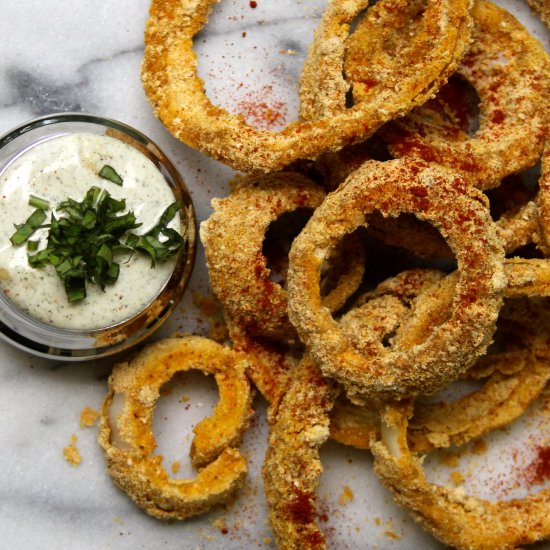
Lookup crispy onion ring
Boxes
[142,0,471,173]
[317,0,472,117]
[287,158,506,402]
[262,354,338,550]
[98,336,253,520]
[377,0,550,189]
[201,172,364,342]
[371,396,550,550]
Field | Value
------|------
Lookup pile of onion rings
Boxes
[96,0,550,547]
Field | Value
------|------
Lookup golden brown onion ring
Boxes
[372,397,550,550]
[142,0,471,173]
[98,336,253,520]
[378,0,550,189]
[262,355,338,550]
[287,158,506,402]
[201,173,364,342]
[330,0,473,117]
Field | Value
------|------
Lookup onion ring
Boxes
[324,0,473,117]
[201,172,364,342]
[371,397,550,550]
[377,0,550,190]
[142,0,471,173]
[287,157,506,402]
[262,354,338,550]
[98,336,253,520]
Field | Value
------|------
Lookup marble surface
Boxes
[0,1,549,549]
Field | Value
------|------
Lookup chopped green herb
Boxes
[27,240,39,252]
[11,188,185,303]
[98,165,124,186]
[10,208,47,245]
[28,195,50,210]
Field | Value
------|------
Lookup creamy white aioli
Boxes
[0,133,180,330]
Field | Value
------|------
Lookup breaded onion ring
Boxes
[287,158,506,402]
[372,396,550,550]
[142,0,471,173]
[201,173,364,342]
[377,0,550,189]
[98,336,253,520]
[324,0,473,116]
[331,274,550,451]
[262,354,338,550]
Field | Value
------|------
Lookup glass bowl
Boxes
[0,113,196,360]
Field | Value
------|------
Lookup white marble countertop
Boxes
[0,1,549,549]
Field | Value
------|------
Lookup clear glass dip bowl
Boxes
[0,113,196,360]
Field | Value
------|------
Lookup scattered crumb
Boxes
[439,451,460,468]
[338,485,354,505]
[79,406,100,428]
[181,395,191,403]
[374,517,382,526]
[0,268,10,281]
[63,434,81,466]
[113,517,123,524]
[472,439,488,455]
[451,471,465,486]
[211,516,228,534]
[171,461,181,474]
[385,530,401,540]
[263,537,273,545]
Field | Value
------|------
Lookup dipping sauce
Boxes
[0,132,181,330]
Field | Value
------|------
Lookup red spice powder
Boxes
[236,85,287,130]
[285,488,315,524]
[525,445,550,487]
